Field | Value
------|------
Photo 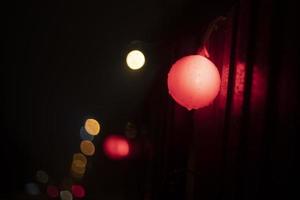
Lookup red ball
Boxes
[167,55,221,110]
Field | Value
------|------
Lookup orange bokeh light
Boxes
[80,140,95,156]
[70,153,87,179]
[72,153,87,166]
[84,118,100,136]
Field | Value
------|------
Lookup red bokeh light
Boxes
[103,135,130,160]
[167,55,221,110]
[47,185,59,198]
[71,184,85,198]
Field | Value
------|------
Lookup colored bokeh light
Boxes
[84,118,100,136]
[71,170,85,179]
[80,140,95,156]
[70,153,87,179]
[60,190,73,200]
[47,185,59,198]
[71,159,86,175]
[71,184,86,198]
[167,55,221,110]
[103,135,130,160]
[72,153,87,166]
[80,126,94,141]
[126,50,145,70]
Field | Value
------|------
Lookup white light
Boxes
[60,190,73,200]
[126,50,145,70]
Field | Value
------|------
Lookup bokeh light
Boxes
[60,190,73,200]
[167,55,221,110]
[47,185,59,198]
[80,126,94,141]
[70,153,87,179]
[103,135,130,160]
[126,50,145,70]
[84,118,100,136]
[71,159,86,176]
[71,184,86,198]
[71,170,85,179]
[35,170,49,184]
[25,182,40,196]
[80,140,95,156]
[72,153,87,166]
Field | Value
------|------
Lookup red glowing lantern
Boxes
[167,55,221,110]
[103,135,130,160]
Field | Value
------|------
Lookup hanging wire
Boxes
[198,16,227,57]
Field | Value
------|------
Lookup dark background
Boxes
[1,0,298,199]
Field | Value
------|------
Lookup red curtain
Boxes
[139,0,299,199]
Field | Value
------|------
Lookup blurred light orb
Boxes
[70,170,85,179]
[36,170,49,184]
[84,118,100,136]
[70,153,87,179]
[47,185,59,198]
[126,50,145,70]
[80,140,95,156]
[71,185,86,198]
[72,153,87,166]
[103,135,130,160]
[167,55,221,110]
[25,182,40,196]
[80,126,94,141]
[60,190,73,200]
[71,159,86,176]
